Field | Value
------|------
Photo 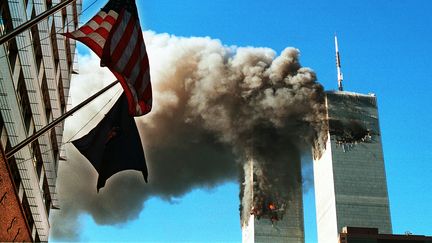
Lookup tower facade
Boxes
[0,0,81,241]
[313,91,392,243]
[241,157,304,243]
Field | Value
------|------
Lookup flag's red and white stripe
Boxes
[64,7,152,116]
[64,10,118,56]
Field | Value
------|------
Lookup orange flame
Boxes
[269,203,276,210]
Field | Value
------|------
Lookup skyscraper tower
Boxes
[312,37,392,243]
[0,0,81,241]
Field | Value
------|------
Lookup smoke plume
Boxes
[50,31,326,240]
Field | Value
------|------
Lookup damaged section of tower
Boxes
[327,91,379,150]
[241,151,304,243]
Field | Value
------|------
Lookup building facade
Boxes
[241,157,304,243]
[313,91,392,243]
[339,227,432,243]
[0,0,81,241]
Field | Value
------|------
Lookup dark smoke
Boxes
[50,31,326,240]
[239,138,303,227]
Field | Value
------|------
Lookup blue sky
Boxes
[56,0,432,242]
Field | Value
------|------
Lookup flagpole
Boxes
[6,80,120,159]
[0,0,76,46]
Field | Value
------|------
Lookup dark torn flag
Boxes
[72,93,148,191]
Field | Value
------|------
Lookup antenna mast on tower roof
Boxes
[335,35,344,91]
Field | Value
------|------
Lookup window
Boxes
[0,113,4,148]
[50,25,59,72]
[50,129,58,160]
[62,8,67,26]
[0,0,12,35]
[6,142,21,193]
[22,192,35,231]
[7,39,18,72]
[31,141,43,178]
[41,74,52,122]
[65,37,72,73]
[0,2,5,35]
[42,177,52,215]
[72,1,79,29]
[58,78,66,113]
[30,7,43,72]
[17,71,33,133]
[61,102,66,115]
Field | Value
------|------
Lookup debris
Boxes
[329,119,375,150]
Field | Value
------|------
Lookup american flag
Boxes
[64,0,152,116]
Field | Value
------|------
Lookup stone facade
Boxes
[0,143,32,242]
[0,0,81,240]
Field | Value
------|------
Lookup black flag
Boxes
[72,93,148,191]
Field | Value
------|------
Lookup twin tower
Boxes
[241,90,392,243]
[241,37,391,242]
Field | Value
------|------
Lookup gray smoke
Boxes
[50,31,326,240]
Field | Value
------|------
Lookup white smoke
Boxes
[50,31,326,240]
